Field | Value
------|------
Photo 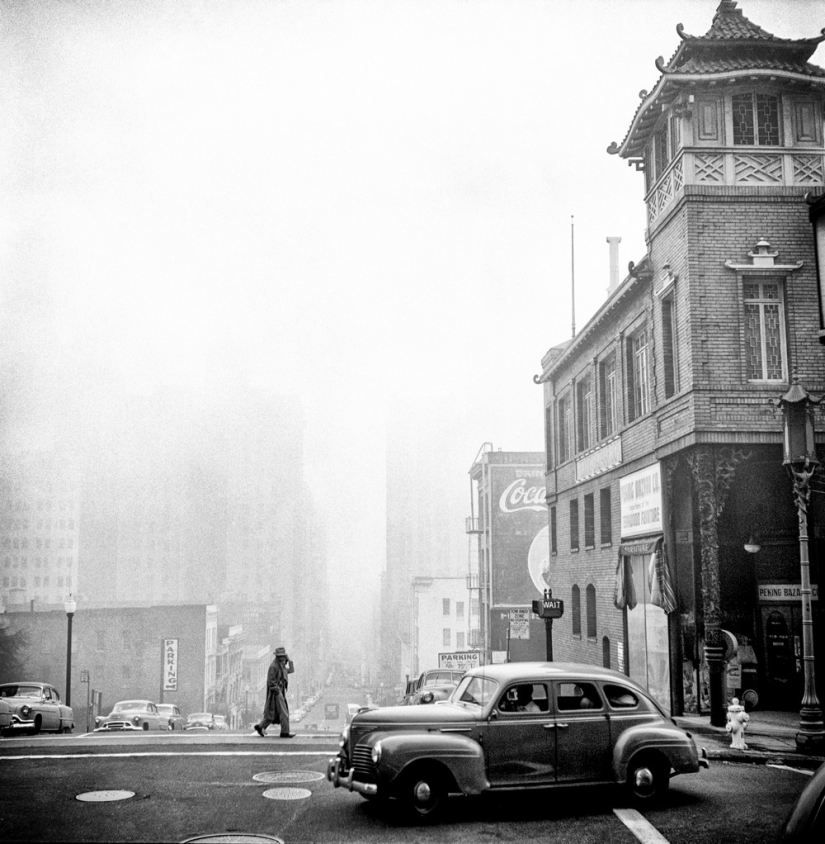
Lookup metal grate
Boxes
[252,771,324,784]
[352,745,377,782]
[261,788,312,800]
[76,791,135,802]
[181,836,285,844]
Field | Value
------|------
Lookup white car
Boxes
[0,682,74,735]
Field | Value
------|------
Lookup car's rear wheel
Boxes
[627,753,670,803]
[398,766,447,822]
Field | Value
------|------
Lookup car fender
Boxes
[612,723,700,780]
[368,730,488,795]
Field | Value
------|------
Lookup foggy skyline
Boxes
[2,0,823,639]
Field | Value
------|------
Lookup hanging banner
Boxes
[163,638,179,692]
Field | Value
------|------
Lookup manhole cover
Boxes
[261,787,312,801]
[76,790,135,802]
[253,771,324,784]
[181,836,285,844]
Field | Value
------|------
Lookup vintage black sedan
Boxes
[0,682,74,735]
[327,662,708,821]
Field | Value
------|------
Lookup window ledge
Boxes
[584,544,595,551]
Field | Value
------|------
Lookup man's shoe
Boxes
[254,724,265,737]
[279,733,296,739]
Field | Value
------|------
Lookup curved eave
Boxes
[610,66,825,159]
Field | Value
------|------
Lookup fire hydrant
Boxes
[726,698,749,749]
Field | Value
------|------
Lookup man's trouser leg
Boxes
[276,693,291,735]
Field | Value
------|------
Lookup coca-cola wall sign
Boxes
[490,464,548,605]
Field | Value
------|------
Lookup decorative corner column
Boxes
[689,446,750,727]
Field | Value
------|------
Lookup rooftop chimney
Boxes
[607,236,622,295]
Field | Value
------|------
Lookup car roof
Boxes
[464,661,649,690]
[0,681,48,687]
[114,699,154,705]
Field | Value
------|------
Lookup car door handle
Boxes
[556,723,569,729]
[543,723,556,730]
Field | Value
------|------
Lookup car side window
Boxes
[603,684,639,709]
[498,683,549,714]
[43,688,52,701]
[555,682,603,711]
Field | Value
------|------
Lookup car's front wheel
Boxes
[627,753,670,803]
[398,766,447,822]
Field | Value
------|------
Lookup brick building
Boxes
[3,604,218,727]
[536,2,825,722]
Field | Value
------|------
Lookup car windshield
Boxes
[451,675,498,707]
[112,701,148,712]
[157,705,175,713]
[187,713,211,721]
[0,685,42,698]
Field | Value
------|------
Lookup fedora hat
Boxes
[274,647,288,657]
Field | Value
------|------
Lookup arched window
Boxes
[602,636,611,669]
[586,584,597,638]
[572,585,581,636]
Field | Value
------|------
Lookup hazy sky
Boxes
[2,1,823,617]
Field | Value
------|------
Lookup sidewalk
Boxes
[674,710,825,767]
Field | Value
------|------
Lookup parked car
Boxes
[408,682,457,705]
[777,761,825,842]
[95,700,168,732]
[0,697,12,732]
[157,703,184,730]
[184,711,217,731]
[213,714,229,731]
[401,669,465,705]
[0,682,74,735]
[328,662,708,822]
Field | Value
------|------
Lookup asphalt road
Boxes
[0,726,814,844]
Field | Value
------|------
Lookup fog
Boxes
[1,0,822,655]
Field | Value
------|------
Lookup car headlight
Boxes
[339,725,350,749]
[21,706,31,718]
[133,715,140,724]
[371,741,382,765]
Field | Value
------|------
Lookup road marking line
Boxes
[0,751,333,761]
[614,808,670,844]
[767,764,814,776]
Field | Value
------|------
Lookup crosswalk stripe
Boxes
[614,808,670,844]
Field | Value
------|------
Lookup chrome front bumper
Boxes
[699,746,710,769]
[327,755,378,796]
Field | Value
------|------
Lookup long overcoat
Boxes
[262,658,294,722]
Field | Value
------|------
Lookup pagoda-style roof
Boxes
[608,1,825,159]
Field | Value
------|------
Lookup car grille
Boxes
[352,744,377,782]
[102,721,136,730]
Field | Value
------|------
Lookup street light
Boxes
[772,378,824,753]
[64,594,77,708]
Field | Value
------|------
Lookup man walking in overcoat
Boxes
[254,647,295,738]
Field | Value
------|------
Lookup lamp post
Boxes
[64,594,77,707]
[772,378,824,753]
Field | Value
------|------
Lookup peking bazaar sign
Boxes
[163,638,179,692]
[620,463,662,539]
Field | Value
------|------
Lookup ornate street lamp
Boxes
[807,191,825,345]
[772,378,824,753]
[64,594,77,707]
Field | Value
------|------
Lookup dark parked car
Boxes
[778,761,825,842]
[157,703,184,730]
[185,712,217,731]
[328,662,708,821]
